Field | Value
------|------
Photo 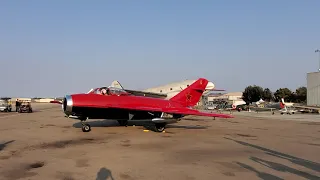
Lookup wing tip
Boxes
[50,100,62,104]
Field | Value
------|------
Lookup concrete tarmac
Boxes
[0,104,319,180]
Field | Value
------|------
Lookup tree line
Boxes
[242,85,307,104]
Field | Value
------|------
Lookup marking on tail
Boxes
[186,92,192,102]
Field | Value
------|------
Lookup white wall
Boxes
[307,72,320,106]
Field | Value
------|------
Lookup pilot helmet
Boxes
[101,89,107,94]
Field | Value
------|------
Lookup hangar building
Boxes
[307,72,320,106]
[206,92,244,105]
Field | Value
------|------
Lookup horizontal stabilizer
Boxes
[50,100,62,104]
[211,88,226,91]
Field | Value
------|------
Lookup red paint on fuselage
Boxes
[71,93,183,110]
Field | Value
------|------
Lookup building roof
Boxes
[224,92,243,96]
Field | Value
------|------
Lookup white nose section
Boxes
[205,82,215,90]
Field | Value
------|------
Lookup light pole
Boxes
[316,49,320,72]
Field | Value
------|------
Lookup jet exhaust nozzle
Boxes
[62,95,73,116]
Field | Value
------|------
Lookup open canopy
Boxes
[88,86,131,96]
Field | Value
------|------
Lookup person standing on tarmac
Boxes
[15,99,20,112]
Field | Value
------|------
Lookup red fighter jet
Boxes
[51,78,233,132]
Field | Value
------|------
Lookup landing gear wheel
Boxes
[82,124,91,132]
[117,120,128,126]
[154,123,166,132]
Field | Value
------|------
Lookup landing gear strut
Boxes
[154,123,166,132]
[80,117,91,132]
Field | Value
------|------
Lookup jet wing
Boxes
[294,105,320,110]
[105,103,233,118]
[124,89,167,99]
[161,107,234,118]
[50,100,62,104]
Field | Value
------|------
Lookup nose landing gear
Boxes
[79,117,91,132]
[82,123,91,132]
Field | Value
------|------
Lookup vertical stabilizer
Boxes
[280,97,285,109]
[169,78,208,107]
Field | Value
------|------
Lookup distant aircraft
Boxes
[252,98,296,115]
[109,79,225,99]
[291,104,320,113]
[51,78,233,132]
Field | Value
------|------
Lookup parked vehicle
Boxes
[18,102,33,113]
[0,99,12,112]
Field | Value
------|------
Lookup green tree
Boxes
[274,88,292,102]
[295,86,307,103]
[242,85,264,104]
[262,88,273,102]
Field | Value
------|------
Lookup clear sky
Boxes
[1,0,319,97]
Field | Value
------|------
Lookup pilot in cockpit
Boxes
[100,88,111,95]
[100,88,107,95]
[106,88,110,95]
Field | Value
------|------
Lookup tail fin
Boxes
[111,80,124,89]
[169,78,208,107]
[280,97,285,109]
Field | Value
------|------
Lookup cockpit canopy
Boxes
[88,86,130,96]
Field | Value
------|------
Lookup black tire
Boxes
[82,124,91,132]
[117,120,128,126]
[154,123,166,132]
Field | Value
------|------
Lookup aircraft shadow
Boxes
[166,124,208,129]
[96,167,114,180]
[73,120,208,131]
[250,156,319,180]
[225,137,320,179]
[235,162,284,180]
[182,117,208,122]
[0,140,15,151]
[73,120,120,128]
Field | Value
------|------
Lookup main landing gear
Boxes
[154,123,166,132]
[79,117,91,132]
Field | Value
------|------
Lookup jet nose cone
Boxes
[205,82,215,90]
